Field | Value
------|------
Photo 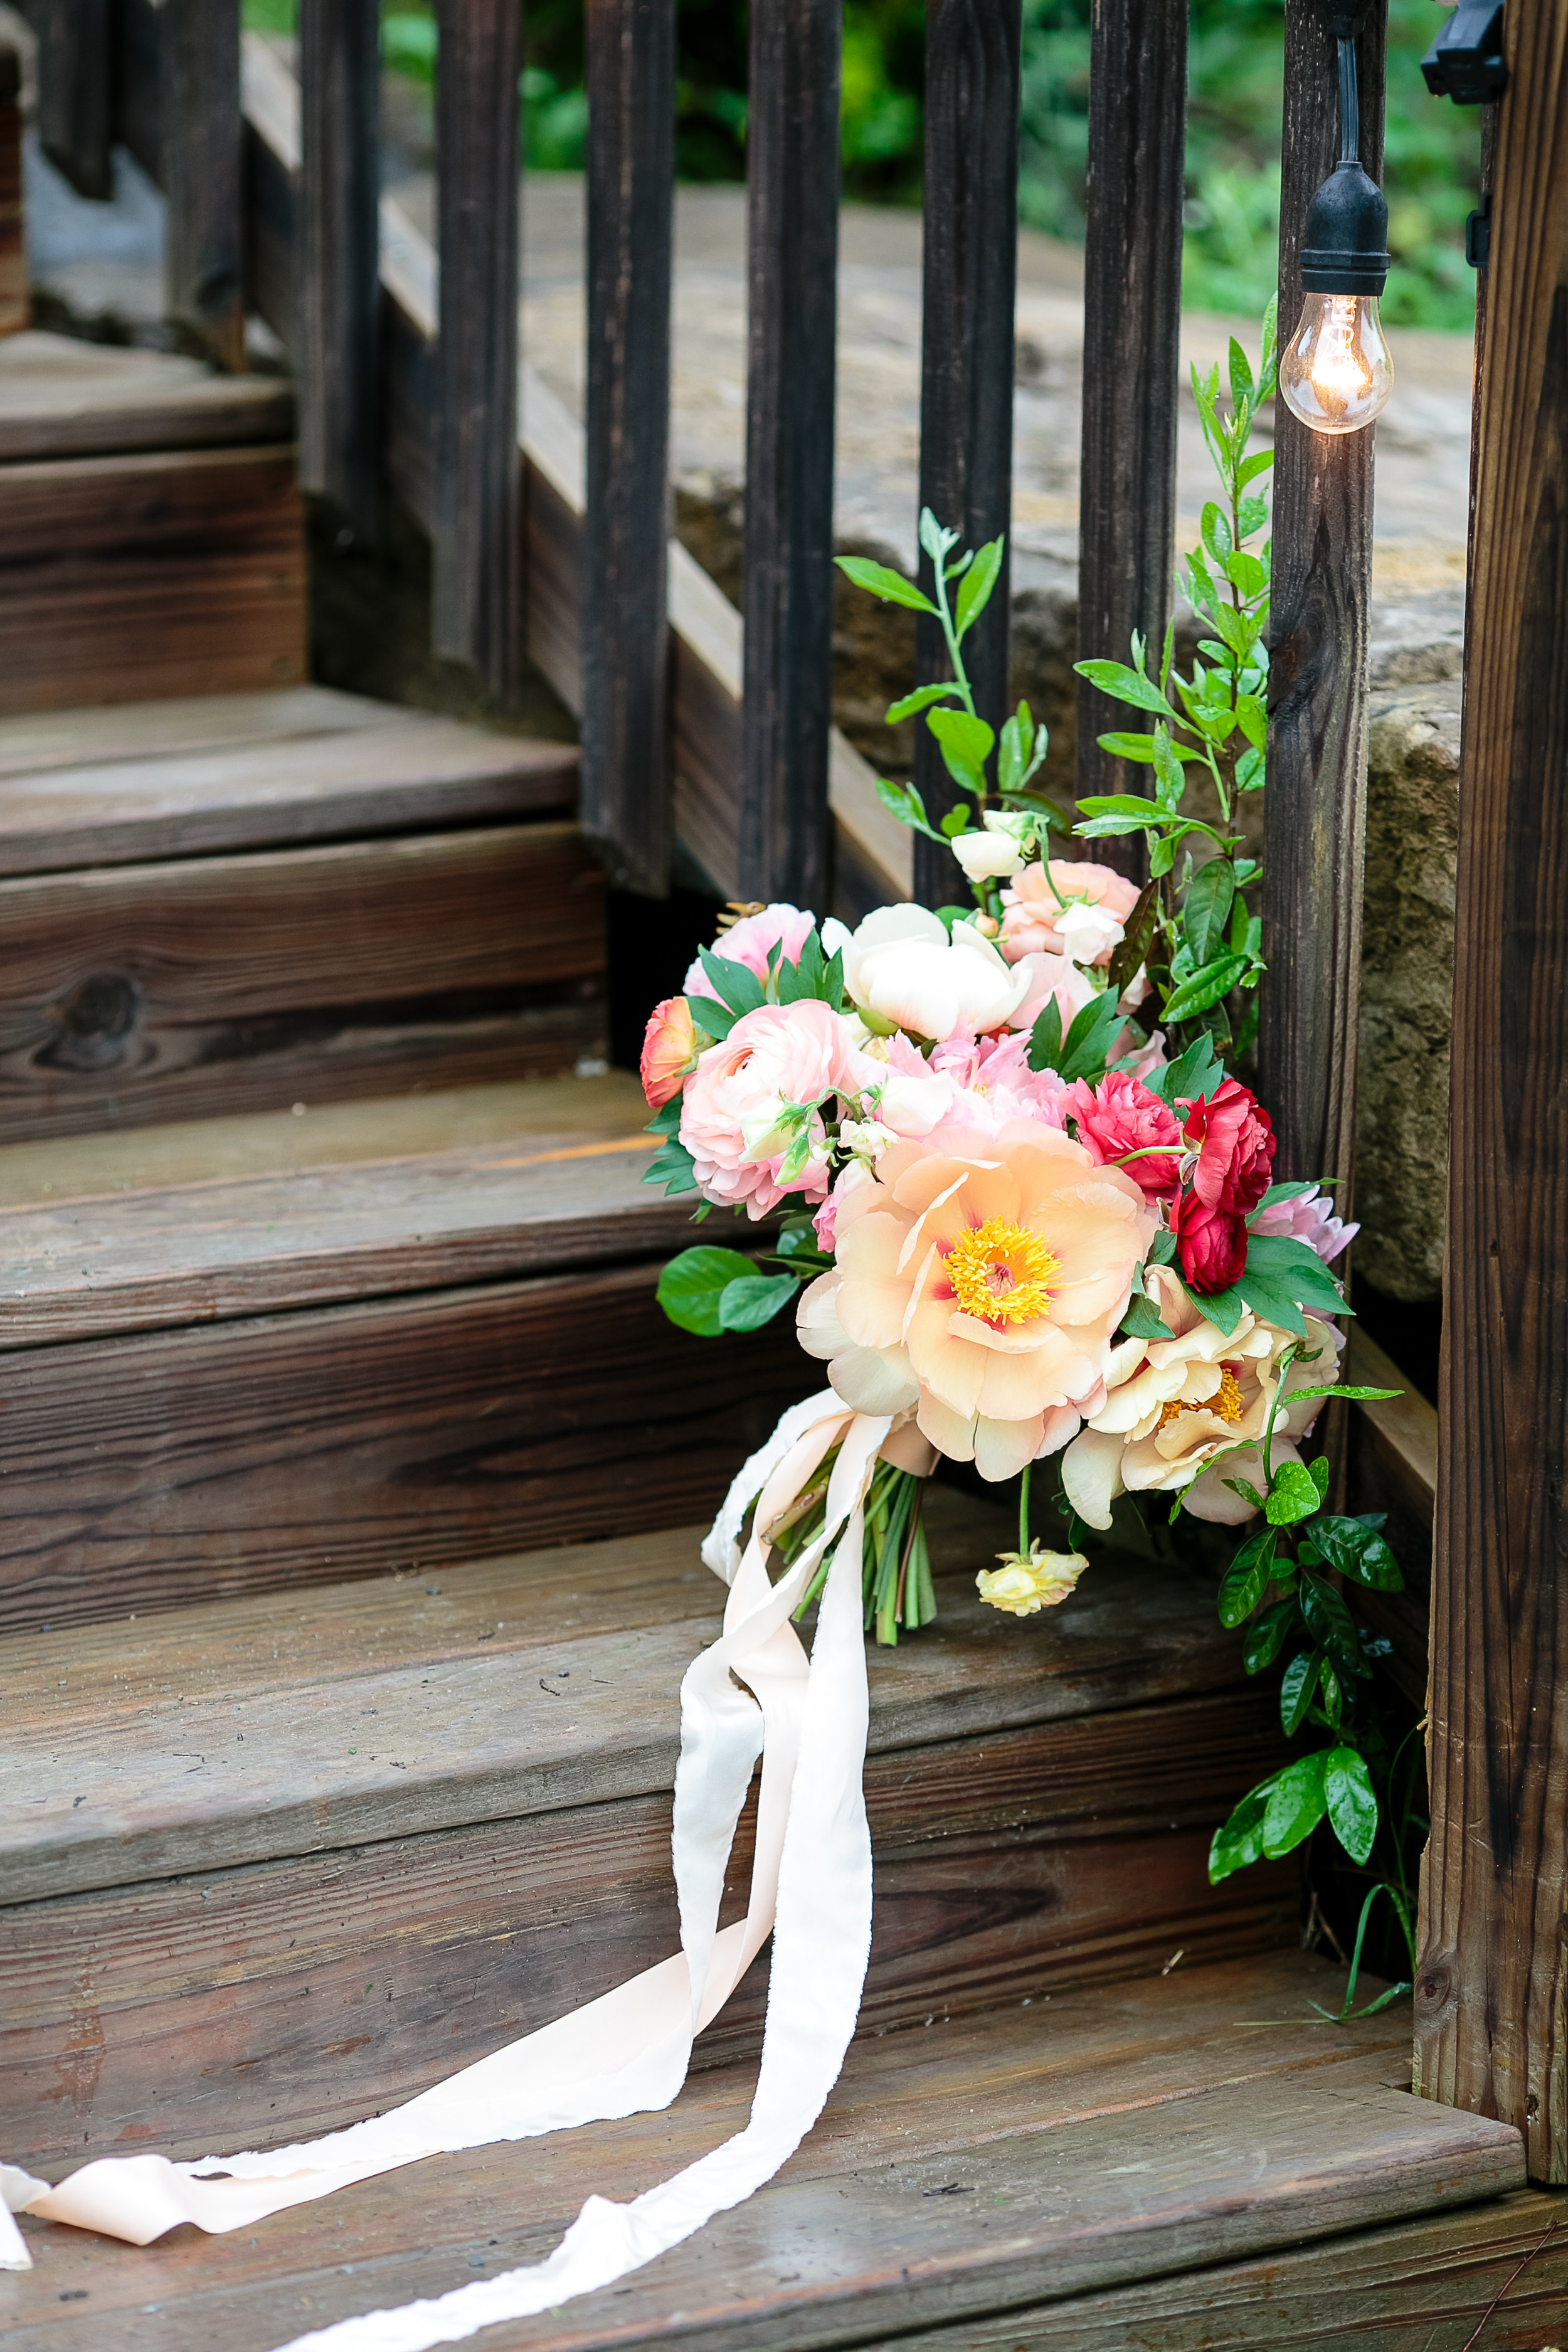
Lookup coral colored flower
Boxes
[1250,1184,1359,1265]
[639,995,701,1111]
[680,1000,854,1218]
[684,903,817,1004]
[1181,1077,1275,1216]
[1000,860,1142,965]
[976,1543,1088,1616]
[831,905,1030,1040]
[1061,1268,1343,1528]
[1172,1188,1250,1293]
[1066,1071,1183,1200]
[795,1118,1155,1481]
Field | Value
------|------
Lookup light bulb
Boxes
[1278,291,1394,435]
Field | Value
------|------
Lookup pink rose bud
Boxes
[640,995,700,1111]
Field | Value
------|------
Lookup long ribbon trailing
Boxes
[4,1396,899,2352]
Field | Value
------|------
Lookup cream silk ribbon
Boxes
[5,1394,906,2352]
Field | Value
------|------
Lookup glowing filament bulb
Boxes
[1278,291,1394,435]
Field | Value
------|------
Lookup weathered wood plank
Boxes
[0,330,292,460]
[0,1261,805,1632]
[581,0,676,895]
[1259,0,1387,1188]
[0,716,575,874]
[161,0,245,372]
[3,1958,1520,2348]
[432,0,520,692]
[0,445,307,716]
[1345,1326,1434,1711]
[297,0,380,538]
[913,0,1020,909]
[33,0,112,203]
[1419,0,1568,2188]
[0,686,388,780]
[1074,0,1186,869]
[0,41,26,337]
[739,0,839,909]
[0,822,603,1140]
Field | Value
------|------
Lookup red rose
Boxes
[1172,1189,1249,1293]
[1065,1071,1182,1199]
[1181,1078,1275,1216]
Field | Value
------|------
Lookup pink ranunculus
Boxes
[679,999,852,1219]
[1004,951,1099,1041]
[1172,1189,1249,1294]
[1181,1077,1276,1217]
[1066,1071,1183,1200]
[684,903,817,1004]
[1118,1025,1168,1084]
[639,995,701,1111]
[930,1029,1071,1136]
[999,860,1142,966]
[1250,1184,1359,1265]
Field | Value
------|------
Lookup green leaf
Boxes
[1324,1747,1379,1863]
[718,1272,803,1333]
[1201,501,1233,564]
[1266,1460,1323,1527]
[1162,951,1250,1024]
[1236,496,1270,541]
[1055,987,1127,1085]
[885,682,962,724]
[1182,1276,1244,1337]
[1121,1281,1175,1342]
[656,1245,755,1333]
[1228,335,1255,418]
[1237,447,1275,489]
[1242,1234,1348,1316]
[1208,1780,1274,1882]
[1314,1515,1404,1592]
[1262,1751,1330,1856]
[1151,723,1185,805]
[1250,1179,1319,1215]
[687,992,738,1042]
[875,776,945,844]
[1076,792,1168,822]
[699,947,767,1019]
[1073,659,1172,718]
[1147,1228,1178,1267]
[1148,829,1177,876]
[1290,1384,1401,1406]
[927,707,995,792]
[644,1095,683,1136]
[955,536,1005,638]
[918,505,956,563]
[940,806,972,837]
[1218,1527,1278,1626]
[1280,1648,1322,1736]
[1147,1030,1225,1106]
[644,1136,700,1196]
[1027,995,1063,1074]
[1236,745,1266,794]
[1106,879,1160,1002]
[1183,858,1237,965]
[1226,549,1268,599]
[1309,1454,1331,1501]
[835,554,937,613]
[1300,1569,1364,1678]
[1318,1654,1343,1729]
[1244,1598,1298,1675]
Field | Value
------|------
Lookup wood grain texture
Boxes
[739,0,839,909]
[1259,0,1387,1191]
[0,685,386,781]
[0,445,307,715]
[161,0,245,372]
[0,713,576,874]
[1074,0,1186,872]
[0,331,292,460]
[3,1957,1520,2349]
[33,0,112,203]
[0,1261,807,1631]
[0,822,603,1140]
[913,0,1020,909]
[432,0,520,694]
[581,0,676,895]
[0,42,25,338]
[1419,0,1568,2188]
[297,0,380,538]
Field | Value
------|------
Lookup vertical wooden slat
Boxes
[1417,0,1568,2186]
[581,0,675,896]
[162,0,246,373]
[1258,0,1387,1187]
[34,0,113,203]
[0,43,27,338]
[1074,0,1187,874]
[432,0,521,696]
[913,0,1021,911]
[739,0,841,912]
[297,0,381,541]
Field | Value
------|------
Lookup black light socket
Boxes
[1421,0,1508,105]
[1299,159,1392,297]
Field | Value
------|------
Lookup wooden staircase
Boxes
[0,687,1549,2344]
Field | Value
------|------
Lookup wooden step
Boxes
[0,1488,1295,2171]
[0,1075,808,1629]
[0,331,295,464]
[3,1953,1525,2348]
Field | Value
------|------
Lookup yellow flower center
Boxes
[1160,1367,1246,1429]
[946,1216,1060,1327]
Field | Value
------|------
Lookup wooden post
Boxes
[739,0,841,913]
[1417,0,1568,2185]
[432,0,521,697]
[1259,0,1386,1189]
[34,0,113,203]
[297,0,381,541]
[162,0,246,373]
[913,0,1020,911]
[0,45,26,338]
[581,0,675,896]
[1074,0,1187,877]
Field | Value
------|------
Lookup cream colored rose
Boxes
[1061,1265,1343,1528]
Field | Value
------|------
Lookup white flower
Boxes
[952,829,1025,883]
[1055,898,1128,967]
[874,1068,955,1135]
[839,1116,897,1161]
[837,904,1031,1042]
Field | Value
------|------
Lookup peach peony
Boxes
[797,1117,1156,1481]
[680,999,855,1218]
[1060,1265,1343,1528]
[640,995,701,1110]
[1000,860,1142,966]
